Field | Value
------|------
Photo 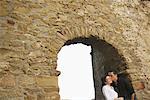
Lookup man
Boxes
[108,71,136,100]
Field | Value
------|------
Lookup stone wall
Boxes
[0,0,150,99]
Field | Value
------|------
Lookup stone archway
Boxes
[52,25,146,99]
[59,36,128,100]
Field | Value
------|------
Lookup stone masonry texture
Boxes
[0,0,150,100]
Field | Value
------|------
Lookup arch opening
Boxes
[57,36,130,100]
[57,43,95,99]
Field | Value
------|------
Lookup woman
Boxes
[102,75,123,100]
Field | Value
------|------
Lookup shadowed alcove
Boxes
[62,36,129,100]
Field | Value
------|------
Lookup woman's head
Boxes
[102,75,113,85]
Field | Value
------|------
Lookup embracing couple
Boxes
[101,71,136,100]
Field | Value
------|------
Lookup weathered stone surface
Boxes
[45,92,60,100]
[0,0,150,99]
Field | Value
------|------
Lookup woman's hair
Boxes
[101,75,107,86]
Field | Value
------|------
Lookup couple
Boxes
[102,71,136,100]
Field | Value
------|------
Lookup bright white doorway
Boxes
[57,43,95,100]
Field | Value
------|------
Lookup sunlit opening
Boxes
[57,43,95,100]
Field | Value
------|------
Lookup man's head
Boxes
[108,71,118,82]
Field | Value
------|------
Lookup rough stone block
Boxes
[0,96,24,100]
[25,94,37,100]
[0,73,16,88]
[36,76,58,87]
[14,7,30,14]
[45,92,60,100]
[44,87,59,93]
[0,1,9,16]
[133,81,145,90]
[18,75,35,87]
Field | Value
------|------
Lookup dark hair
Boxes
[107,70,117,75]
[101,75,108,86]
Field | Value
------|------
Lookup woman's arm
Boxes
[114,97,124,100]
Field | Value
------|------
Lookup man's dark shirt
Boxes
[112,76,135,100]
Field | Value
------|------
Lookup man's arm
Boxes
[124,77,135,100]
